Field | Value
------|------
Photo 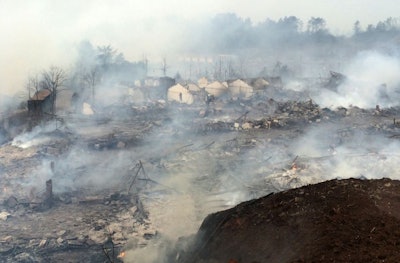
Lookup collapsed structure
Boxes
[27,89,54,115]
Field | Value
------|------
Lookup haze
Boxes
[1,0,399,94]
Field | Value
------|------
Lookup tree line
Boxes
[188,14,400,53]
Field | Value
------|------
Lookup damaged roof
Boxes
[30,89,52,101]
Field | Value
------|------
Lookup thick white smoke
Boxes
[317,51,400,108]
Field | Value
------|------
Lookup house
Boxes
[187,83,201,93]
[167,84,194,104]
[246,77,270,96]
[143,77,160,87]
[205,81,228,97]
[141,76,176,100]
[249,78,270,90]
[228,79,254,99]
[198,77,208,88]
[27,89,54,115]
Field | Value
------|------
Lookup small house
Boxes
[228,79,254,99]
[187,83,201,93]
[205,81,228,97]
[27,89,54,115]
[249,78,270,90]
[198,77,208,88]
[168,84,194,104]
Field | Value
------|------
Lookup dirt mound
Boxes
[176,178,400,263]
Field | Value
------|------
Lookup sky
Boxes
[1,0,399,95]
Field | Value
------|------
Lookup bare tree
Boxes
[353,20,362,35]
[97,45,117,70]
[83,67,99,103]
[237,56,246,78]
[27,75,41,99]
[307,17,328,34]
[41,66,67,116]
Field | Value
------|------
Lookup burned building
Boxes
[27,89,54,115]
[159,76,176,99]
[139,76,176,100]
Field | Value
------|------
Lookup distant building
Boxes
[167,84,194,104]
[27,89,54,115]
[140,76,175,100]
[198,77,208,88]
[205,81,228,97]
[228,79,254,99]
[187,83,201,93]
[248,78,270,90]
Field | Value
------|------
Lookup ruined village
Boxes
[2,7,400,263]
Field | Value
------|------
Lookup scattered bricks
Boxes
[1,236,13,243]
[57,230,67,237]
[241,122,252,129]
[56,237,64,245]
[38,239,47,248]
[67,239,85,248]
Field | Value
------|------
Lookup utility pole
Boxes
[161,57,168,76]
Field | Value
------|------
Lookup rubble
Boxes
[38,239,47,248]
[0,211,11,221]
[3,79,400,263]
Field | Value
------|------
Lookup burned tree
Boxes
[27,75,43,122]
[160,57,169,76]
[97,45,117,72]
[83,67,100,103]
[40,66,67,117]
[27,75,41,100]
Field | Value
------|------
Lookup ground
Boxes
[2,93,400,262]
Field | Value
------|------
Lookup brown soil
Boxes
[177,178,400,263]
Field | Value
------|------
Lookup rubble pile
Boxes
[173,178,400,263]
[276,100,322,123]
[0,190,156,262]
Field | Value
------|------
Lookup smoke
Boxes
[11,122,58,149]
[7,83,400,263]
[285,122,400,184]
[3,2,400,262]
[0,1,208,95]
[316,51,400,108]
[2,0,399,98]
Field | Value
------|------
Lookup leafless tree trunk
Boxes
[97,45,116,70]
[41,66,67,117]
[161,57,168,76]
[83,67,99,103]
[27,75,40,100]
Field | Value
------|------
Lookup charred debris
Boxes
[3,71,400,262]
